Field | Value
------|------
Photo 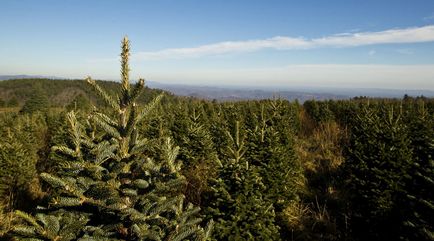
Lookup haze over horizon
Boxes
[1,0,434,90]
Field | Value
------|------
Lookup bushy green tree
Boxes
[0,136,37,210]
[0,113,47,211]
[9,37,212,240]
[20,88,49,114]
[303,100,334,125]
[246,101,302,210]
[398,103,434,241]
[7,97,19,107]
[66,94,93,112]
[342,105,413,240]
[204,121,280,241]
[175,108,217,168]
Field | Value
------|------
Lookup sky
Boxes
[1,0,434,90]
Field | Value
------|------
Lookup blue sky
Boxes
[1,0,434,89]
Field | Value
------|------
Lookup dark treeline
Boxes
[0,39,433,241]
[0,78,163,111]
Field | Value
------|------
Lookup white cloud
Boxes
[424,14,434,20]
[130,25,434,60]
[132,37,310,60]
[396,49,414,55]
[311,25,434,47]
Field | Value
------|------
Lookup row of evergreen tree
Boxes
[0,38,432,240]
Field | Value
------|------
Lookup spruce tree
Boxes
[176,107,217,206]
[246,101,302,211]
[10,37,212,240]
[342,105,413,240]
[7,97,19,107]
[66,94,92,112]
[399,103,434,241]
[0,135,37,210]
[0,113,46,211]
[20,87,50,114]
[204,121,280,241]
[177,108,217,168]
[0,97,5,107]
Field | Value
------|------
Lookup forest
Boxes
[0,38,433,241]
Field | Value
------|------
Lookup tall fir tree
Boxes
[9,37,212,241]
[398,102,434,241]
[20,87,50,114]
[204,121,280,241]
[0,113,47,212]
[0,135,37,210]
[246,101,302,211]
[177,107,217,206]
[342,105,413,241]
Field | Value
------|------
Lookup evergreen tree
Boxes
[246,101,302,211]
[303,100,334,125]
[178,108,216,168]
[204,121,280,241]
[243,101,303,238]
[398,103,434,241]
[10,37,212,240]
[342,105,413,240]
[176,107,218,205]
[0,97,5,107]
[66,94,92,112]
[7,97,19,107]
[0,135,37,210]
[0,113,47,212]
[20,88,50,114]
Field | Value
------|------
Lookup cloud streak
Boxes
[132,25,434,60]
[424,14,434,20]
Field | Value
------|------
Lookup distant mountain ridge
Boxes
[0,78,164,108]
[0,75,61,80]
[146,81,434,101]
[146,81,349,102]
[2,75,433,102]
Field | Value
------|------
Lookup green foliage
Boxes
[10,37,211,241]
[177,108,217,168]
[0,77,166,110]
[245,101,302,210]
[0,113,47,212]
[342,104,416,240]
[66,94,92,112]
[398,103,434,241]
[0,137,36,209]
[7,97,18,107]
[204,121,280,241]
[0,42,433,241]
[303,100,334,124]
[20,88,49,114]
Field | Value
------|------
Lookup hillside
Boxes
[0,78,165,108]
[147,81,349,102]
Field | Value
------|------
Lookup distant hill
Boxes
[147,81,434,101]
[2,77,432,105]
[0,78,165,108]
[146,81,349,102]
[0,75,61,80]
[0,77,350,104]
